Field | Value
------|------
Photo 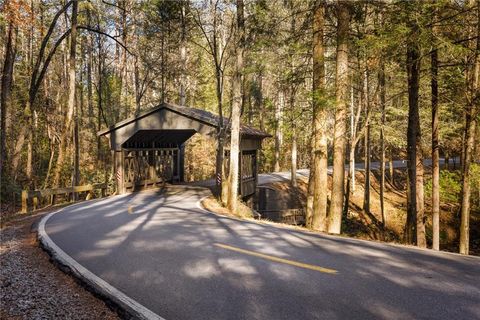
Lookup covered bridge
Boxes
[98,102,270,197]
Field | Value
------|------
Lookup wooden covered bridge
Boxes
[98,102,270,197]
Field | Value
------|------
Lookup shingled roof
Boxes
[98,102,271,139]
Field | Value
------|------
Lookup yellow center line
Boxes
[214,243,337,275]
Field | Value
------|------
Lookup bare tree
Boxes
[193,0,234,201]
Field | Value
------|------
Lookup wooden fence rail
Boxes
[21,183,107,214]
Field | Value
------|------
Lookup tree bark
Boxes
[53,0,78,187]
[179,0,187,106]
[1,21,17,180]
[389,151,394,186]
[405,18,426,247]
[431,15,440,250]
[364,121,371,214]
[348,85,356,193]
[274,91,284,172]
[329,1,350,234]
[308,0,328,231]
[459,0,480,255]
[363,69,371,215]
[379,62,387,227]
[227,0,245,213]
[291,125,297,187]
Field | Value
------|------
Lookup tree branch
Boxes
[31,0,74,93]
[78,25,133,55]
[32,30,72,103]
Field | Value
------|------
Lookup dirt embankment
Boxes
[0,213,119,320]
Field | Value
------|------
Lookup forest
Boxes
[1,0,479,255]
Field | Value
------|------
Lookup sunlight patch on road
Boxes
[214,243,337,274]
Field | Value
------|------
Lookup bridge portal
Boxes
[98,102,270,197]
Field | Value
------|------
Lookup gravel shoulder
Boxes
[0,212,119,320]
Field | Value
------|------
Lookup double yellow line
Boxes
[214,243,337,274]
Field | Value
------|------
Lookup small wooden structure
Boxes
[98,102,270,197]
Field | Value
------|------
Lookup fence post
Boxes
[33,194,38,211]
[21,190,28,214]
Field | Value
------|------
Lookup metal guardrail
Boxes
[21,183,107,214]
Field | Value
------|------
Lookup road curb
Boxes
[37,201,165,320]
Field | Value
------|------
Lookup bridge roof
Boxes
[97,102,271,139]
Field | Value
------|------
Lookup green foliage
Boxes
[471,164,480,209]
[425,170,462,204]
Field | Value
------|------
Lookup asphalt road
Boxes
[256,157,459,185]
[44,186,480,320]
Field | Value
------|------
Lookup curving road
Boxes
[42,186,479,320]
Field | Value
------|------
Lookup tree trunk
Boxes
[179,0,187,106]
[291,124,297,187]
[460,112,476,255]
[363,68,371,215]
[349,85,356,193]
[227,0,245,213]
[1,21,17,180]
[460,0,480,255]
[379,63,386,227]
[329,1,350,234]
[53,0,78,187]
[416,138,426,247]
[73,97,80,196]
[405,19,426,247]
[389,152,394,185]
[274,91,284,172]
[363,121,371,214]
[97,31,104,160]
[26,107,33,186]
[43,123,55,189]
[431,16,440,250]
[308,0,328,231]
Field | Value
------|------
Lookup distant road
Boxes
[42,186,480,320]
[257,157,459,185]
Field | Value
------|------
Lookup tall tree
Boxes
[53,0,78,187]
[227,0,245,213]
[405,9,426,247]
[379,62,387,227]
[459,0,480,255]
[193,0,233,201]
[328,1,350,234]
[363,68,371,215]
[307,0,328,231]
[1,9,18,181]
[431,7,440,250]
